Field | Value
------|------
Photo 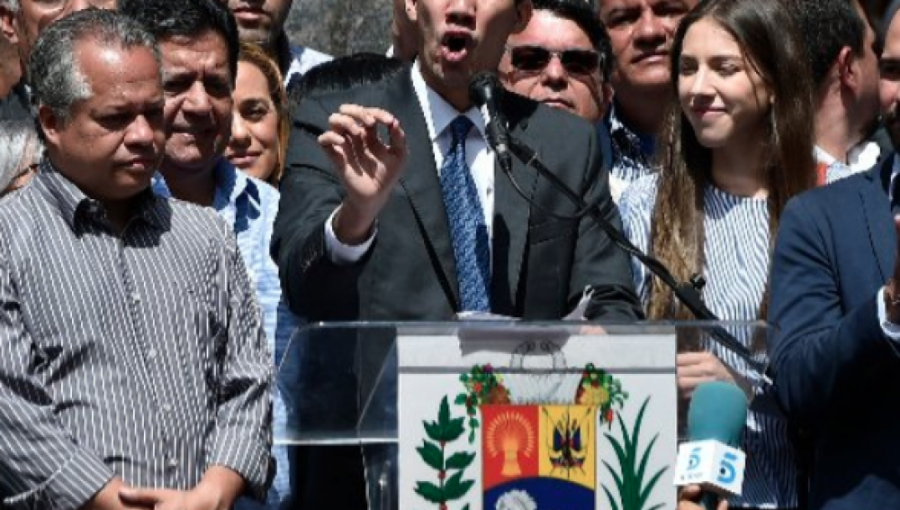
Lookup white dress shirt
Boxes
[325,61,496,264]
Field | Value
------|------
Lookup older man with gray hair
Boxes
[0,8,272,510]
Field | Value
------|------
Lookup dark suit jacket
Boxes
[272,68,641,322]
[769,155,900,509]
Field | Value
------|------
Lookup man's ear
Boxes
[511,0,533,35]
[837,45,862,91]
[38,105,62,147]
[0,4,19,45]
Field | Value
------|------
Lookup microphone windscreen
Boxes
[468,71,500,108]
[687,381,748,447]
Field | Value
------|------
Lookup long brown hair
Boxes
[647,0,816,320]
[237,41,289,186]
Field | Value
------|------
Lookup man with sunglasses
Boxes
[500,0,612,125]
[273,0,642,505]
[499,0,615,189]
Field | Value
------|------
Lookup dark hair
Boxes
[286,53,407,112]
[120,0,239,83]
[785,0,868,87]
[531,0,613,82]
[647,0,816,320]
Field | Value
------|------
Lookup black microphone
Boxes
[468,71,513,172]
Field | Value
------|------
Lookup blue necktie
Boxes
[440,115,491,312]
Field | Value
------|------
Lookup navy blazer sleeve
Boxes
[769,191,900,428]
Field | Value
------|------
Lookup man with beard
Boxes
[786,0,885,183]
[221,0,330,84]
[768,7,900,509]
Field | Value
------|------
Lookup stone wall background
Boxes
[286,0,393,58]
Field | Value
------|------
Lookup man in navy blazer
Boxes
[768,10,900,508]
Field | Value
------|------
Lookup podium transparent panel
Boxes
[276,321,772,510]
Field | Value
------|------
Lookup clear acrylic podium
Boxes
[276,321,770,510]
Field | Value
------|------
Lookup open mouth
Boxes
[441,32,471,62]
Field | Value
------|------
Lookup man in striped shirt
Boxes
[0,9,272,510]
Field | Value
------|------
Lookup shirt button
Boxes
[147,349,157,360]
[167,458,178,469]
[131,292,141,303]
[161,403,173,413]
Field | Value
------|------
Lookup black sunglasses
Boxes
[507,45,601,76]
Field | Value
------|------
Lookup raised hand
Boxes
[318,104,407,245]
[885,216,900,323]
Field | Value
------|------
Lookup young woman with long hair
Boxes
[619,0,817,507]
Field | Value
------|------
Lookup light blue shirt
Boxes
[152,159,297,507]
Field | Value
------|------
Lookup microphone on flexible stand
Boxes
[466,72,768,378]
[469,71,513,173]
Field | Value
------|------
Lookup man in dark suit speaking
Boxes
[273,1,640,505]
[272,0,641,324]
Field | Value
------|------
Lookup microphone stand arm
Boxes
[504,134,769,378]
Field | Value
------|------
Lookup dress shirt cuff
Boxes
[209,430,273,501]
[877,287,900,341]
[3,449,114,510]
[324,206,376,265]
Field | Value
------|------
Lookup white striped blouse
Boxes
[0,163,273,509]
[619,174,797,508]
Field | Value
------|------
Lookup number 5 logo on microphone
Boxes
[687,447,702,471]
[716,452,738,484]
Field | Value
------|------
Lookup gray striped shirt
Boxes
[0,162,273,509]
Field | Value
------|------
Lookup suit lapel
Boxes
[491,96,538,315]
[862,156,896,281]
[387,71,461,309]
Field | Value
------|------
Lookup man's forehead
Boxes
[599,0,690,13]
[158,34,229,69]
[514,10,590,44]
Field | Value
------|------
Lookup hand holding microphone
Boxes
[674,381,747,510]
[679,485,728,510]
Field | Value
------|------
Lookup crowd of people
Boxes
[0,0,897,510]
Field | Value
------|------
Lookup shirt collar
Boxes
[151,158,260,211]
[891,156,900,202]
[37,158,164,232]
[212,158,260,210]
[814,145,837,166]
[605,100,655,156]
[815,142,882,172]
[410,60,486,143]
